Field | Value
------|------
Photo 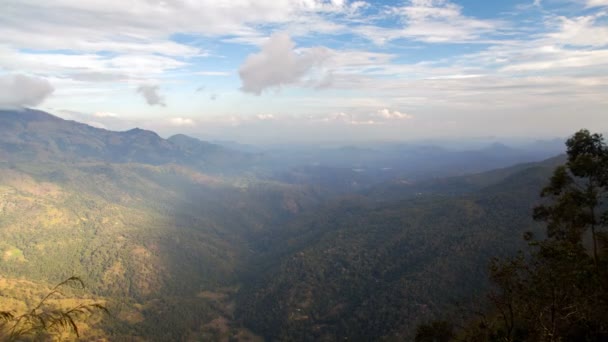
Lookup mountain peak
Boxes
[0,108,244,169]
[168,133,200,143]
[125,127,156,135]
[0,108,64,123]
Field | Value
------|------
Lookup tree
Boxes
[0,277,108,341]
[533,129,608,272]
[448,130,608,341]
[415,320,455,342]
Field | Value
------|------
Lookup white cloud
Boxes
[0,0,356,102]
[69,72,126,82]
[0,0,606,141]
[169,117,195,127]
[137,85,166,106]
[0,47,185,82]
[500,48,608,72]
[319,108,414,125]
[356,0,499,44]
[400,0,498,42]
[0,0,352,54]
[0,74,54,108]
[93,111,119,118]
[586,0,608,7]
[239,33,330,94]
[197,71,232,76]
[376,108,414,120]
[255,114,275,120]
[547,15,608,47]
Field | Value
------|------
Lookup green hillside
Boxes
[0,109,250,172]
[236,158,561,341]
[0,160,319,340]
[0,109,570,340]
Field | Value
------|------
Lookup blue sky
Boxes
[0,0,607,143]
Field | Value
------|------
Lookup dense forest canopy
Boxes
[417,129,608,341]
[1,0,607,340]
[0,109,603,341]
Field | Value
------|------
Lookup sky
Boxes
[0,0,607,143]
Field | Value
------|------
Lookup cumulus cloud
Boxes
[255,114,275,120]
[93,111,119,118]
[169,117,196,127]
[137,85,166,106]
[547,15,608,47]
[321,109,414,125]
[239,33,330,94]
[376,108,414,120]
[0,74,54,108]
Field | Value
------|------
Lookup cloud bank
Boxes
[0,74,54,109]
[169,117,196,127]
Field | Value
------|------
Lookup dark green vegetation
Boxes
[0,109,252,174]
[0,159,316,340]
[0,108,577,340]
[417,130,608,341]
[236,156,564,340]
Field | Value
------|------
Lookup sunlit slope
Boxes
[0,161,317,340]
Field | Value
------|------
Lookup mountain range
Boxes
[0,108,565,340]
[0,108,248,172]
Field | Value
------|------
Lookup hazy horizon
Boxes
[1,0,607,143]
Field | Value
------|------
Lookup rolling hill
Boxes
[0,108,249,172]
[235,156,562,341]
[0,108,566,340]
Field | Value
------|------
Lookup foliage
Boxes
[415,320,455,342]
[452,130,608,341]
[0,277,108,341]
[236,157,560,340]
[0,161,316,340]
[0,108,574,340]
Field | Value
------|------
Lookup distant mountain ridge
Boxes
[0,107,574,340]
[236,154,564,340]
[0,108,247,171]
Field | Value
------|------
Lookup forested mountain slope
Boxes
[0,108,566,340]
[0,109,249,172]
[236,157,563,341]
[0,160,320,340]
[365,155,566,201]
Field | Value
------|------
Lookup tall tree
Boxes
[533,129,608,272]
[448,130,608,341]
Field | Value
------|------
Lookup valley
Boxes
[0,109,565,340]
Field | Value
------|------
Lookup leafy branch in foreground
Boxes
[0,276,109,341]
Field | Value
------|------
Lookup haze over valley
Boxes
[0,108,579,340]
[1,0,608,340]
